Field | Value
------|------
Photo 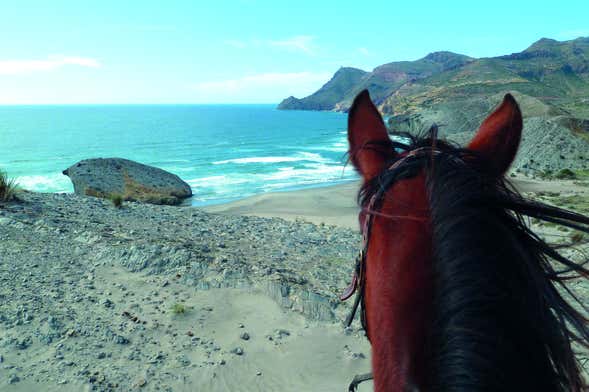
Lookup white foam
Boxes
[17,173,72,193]
[187,175,250,188]
[213,156,302,164]
[262,163,351,183]
[213,151,331,165]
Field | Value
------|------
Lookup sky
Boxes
[0,0,588,104]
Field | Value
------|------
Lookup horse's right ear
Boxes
[348,90,395,180]
[467,94,523,176]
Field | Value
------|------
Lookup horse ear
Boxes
[348,90,395,180]
[468,93,523,176]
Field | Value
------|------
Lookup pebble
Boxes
[230,347,244,356]
[240,332,250,341]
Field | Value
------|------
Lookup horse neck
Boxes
[364,175,433,392]
[426,170,568,391]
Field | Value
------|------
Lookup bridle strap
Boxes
[340,147,439,336]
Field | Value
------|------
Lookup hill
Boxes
[279,37,589,174]
[278,51,473,111]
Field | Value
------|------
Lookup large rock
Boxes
[62,158,192,205]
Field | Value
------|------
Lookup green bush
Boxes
[171,303,186,314]
[0,170,19,201]
[570,232,584,244]
[555,168,576,180]
[109,193,123,208]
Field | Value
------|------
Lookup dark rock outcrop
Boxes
[62,158,192,205]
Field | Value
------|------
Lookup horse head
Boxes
[346,90,588,391]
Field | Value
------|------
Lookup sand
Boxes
[204,182,362,230]
[204,175,588,229]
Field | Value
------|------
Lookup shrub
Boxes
[555,168,576,180]
[538,169,553,179]
[0,170,19,201]
[171,303,186,314]
[109,193,123,208]
[570,232,584,244]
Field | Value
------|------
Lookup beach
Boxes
[204,181,361,229]
[1,175,588,391]
[203,174,589,228]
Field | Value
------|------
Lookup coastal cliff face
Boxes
[277,67,368,111]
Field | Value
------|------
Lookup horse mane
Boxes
[359,131,589,391]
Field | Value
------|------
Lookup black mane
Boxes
[359,132,589,391]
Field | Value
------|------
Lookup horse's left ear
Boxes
[468,93,523,176]
[348,90,396,180]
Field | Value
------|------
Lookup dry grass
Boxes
[0,170,20,201]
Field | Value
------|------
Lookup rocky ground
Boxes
[0,186,588,391]
[0,191,369,392]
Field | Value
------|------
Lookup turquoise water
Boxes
[0,105,358,205]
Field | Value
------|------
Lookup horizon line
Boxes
[0,102,283,107]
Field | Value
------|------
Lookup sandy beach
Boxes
[204,175,589,229]
[204,182,362,230]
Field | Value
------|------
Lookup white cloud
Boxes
[0,56,101,75]
[268,35,316,54]
[193,71,331,103]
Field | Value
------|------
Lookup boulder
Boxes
[62,158,192,205]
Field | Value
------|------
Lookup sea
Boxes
[0,105,358,206]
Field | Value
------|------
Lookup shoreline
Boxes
[202,180,361,229]
[202,174,589,229]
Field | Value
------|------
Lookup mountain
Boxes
[279,37,589,116]
[278,51,473,111]
[279,37,589,175]
[277,67,367,110]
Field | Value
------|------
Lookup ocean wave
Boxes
[213,151,330,165]
[262,163,350,182]
[186,175,251,188]
[17,173,72,193]
[160,166,194,173]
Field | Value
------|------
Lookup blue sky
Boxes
[0,0,587,104]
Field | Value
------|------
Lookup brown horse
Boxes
[344,90,589,391]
